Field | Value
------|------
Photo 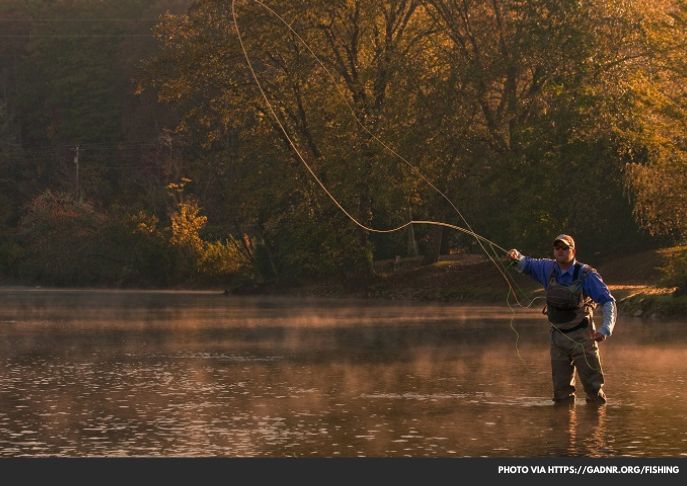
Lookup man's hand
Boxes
[591,331,607,342]
[506,249,521,261]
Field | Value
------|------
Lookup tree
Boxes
[623,0,687,240]
[0,0,193,209]
[422,0,653,254]
[147,0,440,279]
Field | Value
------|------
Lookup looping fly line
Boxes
[230,0,602,371]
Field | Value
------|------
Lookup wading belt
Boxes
[555,317,589,334]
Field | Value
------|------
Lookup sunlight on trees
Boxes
[1,0,687,287]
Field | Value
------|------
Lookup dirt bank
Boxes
[251,247,686,319]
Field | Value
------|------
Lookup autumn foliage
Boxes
[1,0,686,287]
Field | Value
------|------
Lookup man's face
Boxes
[553,243,575,265]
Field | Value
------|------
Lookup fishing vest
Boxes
[544,262,596,330]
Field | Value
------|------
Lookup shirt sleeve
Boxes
[583,270,614,305]
[516,256,554,288]
[583,270,617,337]
[598,301,617,337]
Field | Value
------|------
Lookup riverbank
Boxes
[3,246,685,319]
[240,246,685,319]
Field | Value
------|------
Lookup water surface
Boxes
[1,289,686,457]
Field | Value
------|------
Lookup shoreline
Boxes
[2,246,684,319]
[2,282,684,320]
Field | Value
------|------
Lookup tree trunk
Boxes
[407,222,419,257]
[422,225,442,265]
[440,226,450,255]
[405,207,419,256]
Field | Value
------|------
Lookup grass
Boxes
[363,246,685,318]
[596,246,687,318]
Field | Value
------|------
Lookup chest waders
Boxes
[544,262,607,403]
[544,262,596,332]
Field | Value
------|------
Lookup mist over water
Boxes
[0,290,686,457]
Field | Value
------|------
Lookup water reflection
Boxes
[0,290,686,456]
[545,402,610,457]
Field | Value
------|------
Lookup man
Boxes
[507,234,617,404]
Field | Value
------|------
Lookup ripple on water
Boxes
[482,396,553,407]
[358,392,471,401]
[3,294,687,457]
[123,352,283,362]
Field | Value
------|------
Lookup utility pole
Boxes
[73,144,81,202]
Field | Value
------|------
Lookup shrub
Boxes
[659,247,687,296]
[17,191,106,284]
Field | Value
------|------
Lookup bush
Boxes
[262,206,374,284]
[659,247,687,296]
[0,239,24,279]
[197,238,251,284]
[16,191,107,285]
[98,210,178,287]
[11,192,253,287]
[168,200,250,285]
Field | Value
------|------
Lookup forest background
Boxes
[1,0,686,299]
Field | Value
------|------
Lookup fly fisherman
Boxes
[507,234,617,404]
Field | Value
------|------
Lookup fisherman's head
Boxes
[553,234,576,265]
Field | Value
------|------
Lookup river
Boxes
[0,289,686,457]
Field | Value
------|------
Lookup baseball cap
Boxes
[553,234,575,249]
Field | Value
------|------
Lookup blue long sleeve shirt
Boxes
[516,255,617,336]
